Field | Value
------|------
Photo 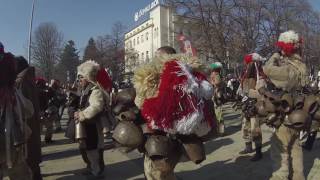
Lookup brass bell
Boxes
[294,96,305,110]
[286,110,309,130]
[180,136,206,164]
[75,122,87,140]
[303,95,319,114]
[117,110,136,121]
[280,93,293,113]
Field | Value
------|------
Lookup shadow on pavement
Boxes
[223,125,241,137]
[42,142,115,161]
[176,153,272,180]
[205,138,234,155]
[42,148,80,161]
[44,157,144,180]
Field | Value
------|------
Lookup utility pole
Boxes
[28,0,36,64]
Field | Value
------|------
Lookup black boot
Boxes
[98,149,105,175]
[239,142,253,154]
[303,132,317,151]
[250,146,263,161]
[80,148,91,172]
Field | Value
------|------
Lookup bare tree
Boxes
[166,0,320,70]
[96,22,127,84]
[31,22,63,80]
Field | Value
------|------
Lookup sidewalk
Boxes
[8,103,320,180]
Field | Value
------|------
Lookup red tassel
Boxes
[244,54,253,64]
[96,68,112,93]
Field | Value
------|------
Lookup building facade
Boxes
[125,3,190,73]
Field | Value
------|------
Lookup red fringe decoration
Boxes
[141,60,214,133]
[96,68,112,93]
[193,71,217,129]
[276,41,297,56]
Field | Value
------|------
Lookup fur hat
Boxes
[77,60,100,82]
[278,30,300,44]
[244,53,266,64]
[77,60,112,93]
[276,30,302,56]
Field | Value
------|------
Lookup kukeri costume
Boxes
[112,54,217,180]
[252,31,309,180]
[75,60,112,177]
[239,53,266,161]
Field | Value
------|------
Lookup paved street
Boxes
[30,104,320,179]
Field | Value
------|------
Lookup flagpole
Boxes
[28,0,36,64]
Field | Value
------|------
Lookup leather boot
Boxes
[303,132,317,151]
[250,146,263,161]
[98,149,105,175]
[80,148,91,170]
[239,142,253,154]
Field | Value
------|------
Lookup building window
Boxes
[146,32,149,40]
[137,37,139,44]
[154,27,159,38]
[137,54,139,63]
[142,53,144,61]
[141,35,144,43]
[146,51,149,61]
[133,39,135,46]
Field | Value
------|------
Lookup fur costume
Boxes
[263,52,307,91]
[133,54,208,108]
[134,54,215,136]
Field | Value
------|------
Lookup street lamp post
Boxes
[28,0,36,64]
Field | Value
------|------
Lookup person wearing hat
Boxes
[209,62,225,135]
[263,30,307,180]
[239,53,266,161]
[74,60,112,179]
[0,43,33,180]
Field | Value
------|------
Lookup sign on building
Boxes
[134,0,159,22]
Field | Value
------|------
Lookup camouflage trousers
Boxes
[270,125,304,180]
[144,155,178,180]
[242,117,262,146]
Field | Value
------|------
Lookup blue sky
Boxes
[0,0,153,56]
[0,0,319,57]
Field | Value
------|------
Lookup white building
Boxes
[124,1,196,73]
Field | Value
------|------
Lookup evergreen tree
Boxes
[83,38,100,62]
[57,40,79,83]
